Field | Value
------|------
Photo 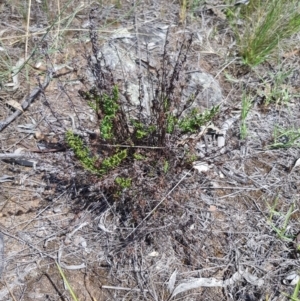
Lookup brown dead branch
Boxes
[0,72,53,133]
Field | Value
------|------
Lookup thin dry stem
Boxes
[24,0,31,61]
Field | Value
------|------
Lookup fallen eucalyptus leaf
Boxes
[0,175,14,183]
[6,100,23,112]
[167,270,177,293]
[17,124,36,130]
[221,116,239,132]
[241,269,264,286]
[171,268,264,298]
[148,251,159,257]
[283,272,300,286]
[59,261,86,270]
[218,116,239,147]
[14,148,26,155]
[192,161,210,173]
[58,246,85,270]
[171,277,224,298]
[292,158,300,171]
[0,153,25,159]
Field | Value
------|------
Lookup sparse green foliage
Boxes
[102,85,119,116]
[267,197,294,242]
[56,262,79,301]
[66,131,127,176]
[283,277,300,300]
[185,152,197,164]
[99,86,120,140]
[235,0,300,66]
[133,152,146,160]
[163,160,169,173]
[189,0,205,14]
[240,93,252,139]
[79,86,120,140]
[179,106,219,133]
[87,101,97,111]
[41,0,49,14]
[270,127,300,149]
[131,120,156,139]
[66,130,97,173]
[3,0,300,299]
[100,149,128,174]
[67,29,218,193]
[115,177,131,189]
[257,69,294,105]
[166,113,177,134]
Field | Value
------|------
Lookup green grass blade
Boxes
[56,262,79,301]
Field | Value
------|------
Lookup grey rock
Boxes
[89,24,222,118]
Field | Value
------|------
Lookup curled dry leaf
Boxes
[17,123,36,130]
[293,158,300,170]
[283,272,300,286]
[218,116,239,147]
[171,269,264,298]
[171,277,224,298]
[14,147,26,155]
[192,161,210,173]
[6,100,24,112]
[0,175,14,183]
[34,130,45,140]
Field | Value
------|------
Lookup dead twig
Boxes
[102,285,149,292]
[125,168,192,239]
[0,72,53,132]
